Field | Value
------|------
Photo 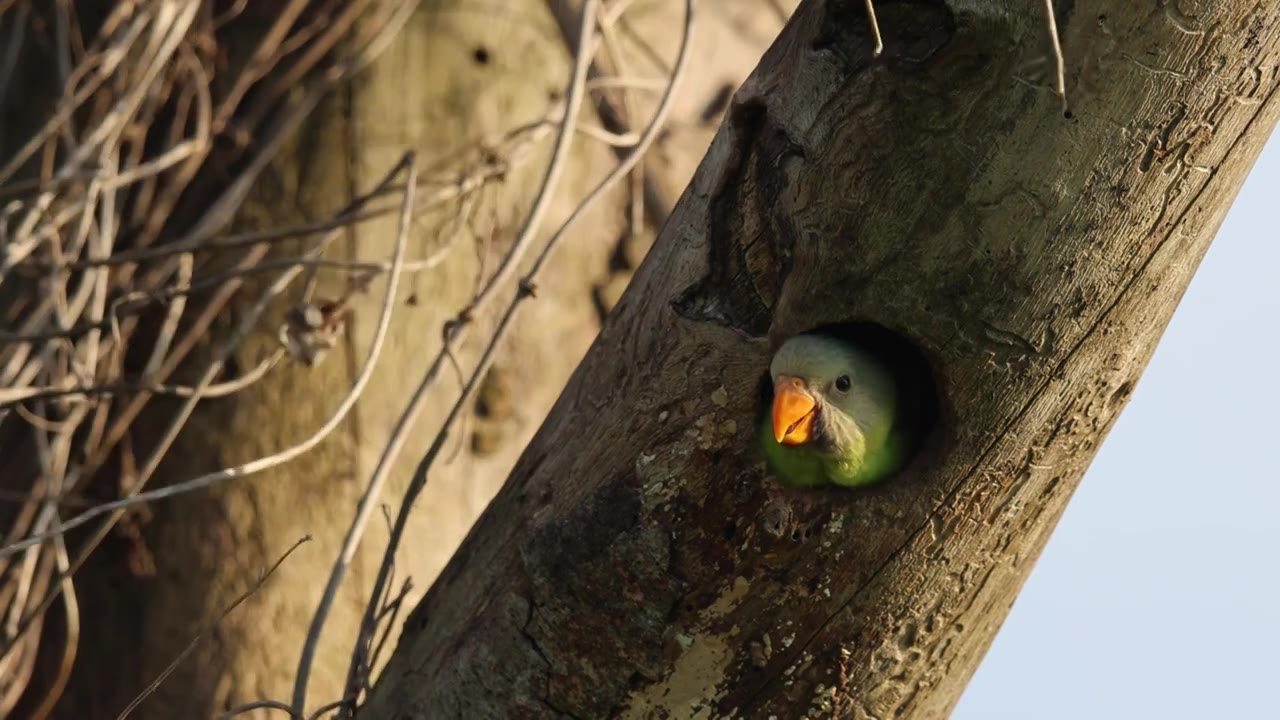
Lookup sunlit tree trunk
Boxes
[362,1,1280,717]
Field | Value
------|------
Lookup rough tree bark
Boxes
[363,1,1280,718]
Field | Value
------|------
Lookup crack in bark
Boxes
[518,477,688,719]
[672,98,800,337]
[521,596,586,720]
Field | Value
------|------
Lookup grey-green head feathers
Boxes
[762,333,906,487]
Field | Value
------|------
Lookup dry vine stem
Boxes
[281,146,424,710]
[0,110,551,600]
[0,152,415,560]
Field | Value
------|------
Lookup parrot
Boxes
[759,332,916,488]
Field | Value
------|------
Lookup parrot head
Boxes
[768,333,897,457]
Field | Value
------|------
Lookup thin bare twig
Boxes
[864,0,884,56]
[1044,0,1068,111]
[308,697,357,720]
[26,533,78,720]
[117,536,313,720]
[0,351,283,407]
[546,0,673,230]
[366,578,412,677]
[217,699,300,720]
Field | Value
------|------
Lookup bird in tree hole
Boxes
[760,332,927,488]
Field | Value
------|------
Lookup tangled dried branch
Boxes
[0,0,694,714]
[0,0,447,713]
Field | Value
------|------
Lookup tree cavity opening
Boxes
[762,321,941,483]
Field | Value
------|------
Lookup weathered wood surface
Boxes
[363,0,1280,717]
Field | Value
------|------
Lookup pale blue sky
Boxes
[955,135,1280,717]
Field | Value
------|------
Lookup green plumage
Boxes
[759,414,908,487]
[759,333,914,488]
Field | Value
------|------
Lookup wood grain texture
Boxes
[362,0,1280,718]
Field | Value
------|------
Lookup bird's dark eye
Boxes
[835,375,851,392]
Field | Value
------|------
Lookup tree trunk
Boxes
[362,1,1280,718]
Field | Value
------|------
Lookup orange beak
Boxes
[772,375,817,446]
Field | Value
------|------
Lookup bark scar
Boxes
[672,99,804,337]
